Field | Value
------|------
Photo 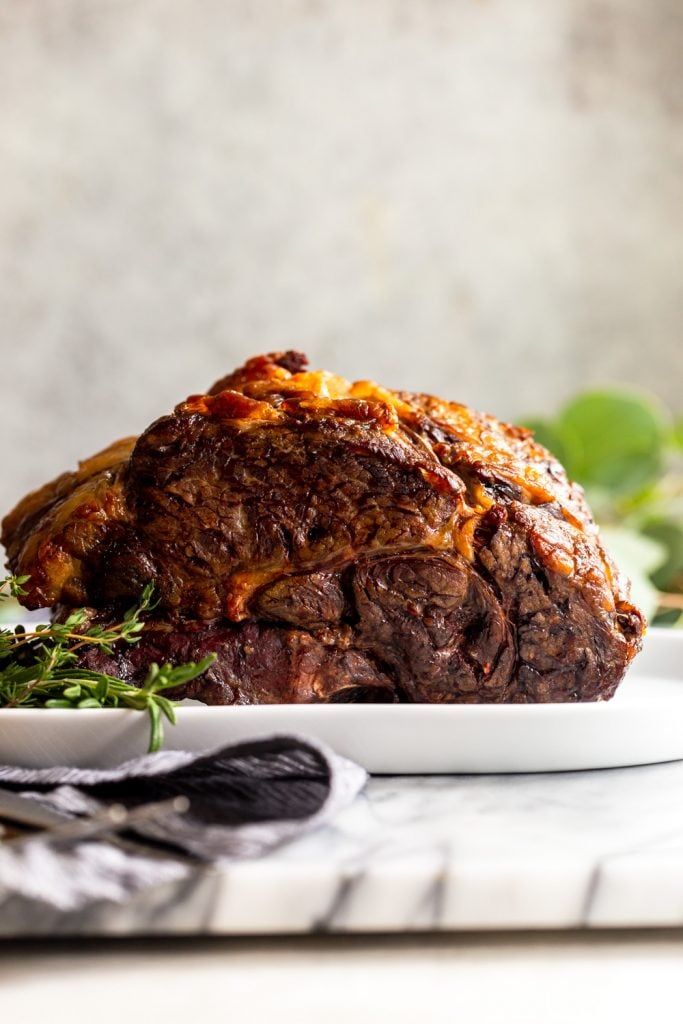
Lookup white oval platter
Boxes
[0,627,680,773]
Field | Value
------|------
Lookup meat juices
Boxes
[1,352,644,704]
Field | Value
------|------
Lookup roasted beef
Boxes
[1,351,644,704]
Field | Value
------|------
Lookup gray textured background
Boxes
[1,0,682,523]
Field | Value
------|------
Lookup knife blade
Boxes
[3,795,190,849]
[0,786,71,830]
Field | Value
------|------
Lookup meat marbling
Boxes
[1,351,644,704]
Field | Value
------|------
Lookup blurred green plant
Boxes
[523,389,683,625]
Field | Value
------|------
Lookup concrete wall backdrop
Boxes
[1,0,681,519]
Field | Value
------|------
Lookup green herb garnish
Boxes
[0,577,216,752]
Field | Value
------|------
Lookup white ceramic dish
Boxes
[0,627,681,773]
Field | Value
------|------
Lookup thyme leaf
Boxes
[0,577,216,752]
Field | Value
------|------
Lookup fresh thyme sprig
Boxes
[0,576,216,753]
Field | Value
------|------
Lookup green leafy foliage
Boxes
[0,578,216,752]
[523,388,683,626]
[559,391,669,495]
[673,418,683,453]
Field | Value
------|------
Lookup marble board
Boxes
[6,760,683,936]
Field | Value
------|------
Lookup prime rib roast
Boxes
[1,351,644,704]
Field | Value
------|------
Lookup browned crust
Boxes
[1,352,641,661]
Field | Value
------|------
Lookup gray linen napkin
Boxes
[0,734,367,918]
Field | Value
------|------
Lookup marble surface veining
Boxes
[7,760,683,936]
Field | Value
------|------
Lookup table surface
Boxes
[3,930,683,1024]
